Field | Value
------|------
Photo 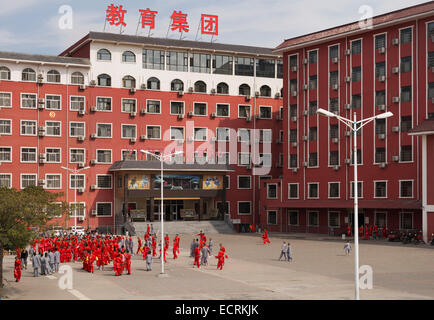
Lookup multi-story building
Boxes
[0,32,284,233]
[260,2,434,241]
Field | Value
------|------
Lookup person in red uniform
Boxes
[14,256,21,282]
[262,229,271,244]
[88,250,95,273]
[164,234,170,251]
[215,249,227,270]
[382,226,387,239]
[369,225,373,239]
[173,238,179,259]
[359,225,364,238]
[346,225,351,237]
[374,225,378,239]
[124,250,131,275]
[151,237,157,257]
[193,246,201,268]
[365,226,369,240]
[137,238,142,255]
[142,245,150,260]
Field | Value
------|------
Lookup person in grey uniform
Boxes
[146,250,153,271]
[208,239,213,255]
[40,253,47,275]
[32,252,41,277]
[200,245,210,266]
[279,242,287,261]
[150,224,154,235]
[287,243,293,262]
[44,252,52,274]
[54,248,61,272]
[129,238,134,255]
[48,250,55,272]
[190,239,196,257]
[29,247,35,259]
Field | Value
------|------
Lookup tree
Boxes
[0,186,68,291]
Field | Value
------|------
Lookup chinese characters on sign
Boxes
[105,4,218,36]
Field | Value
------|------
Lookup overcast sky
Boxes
[0,0,430,55]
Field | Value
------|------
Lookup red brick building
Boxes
[260,2,434,242]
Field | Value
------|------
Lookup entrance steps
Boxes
[132,220,235,236]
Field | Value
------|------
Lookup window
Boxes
[400,56,412,73]
[0,92,11,107]
[289,79,297,93]
[171,79,184,91]
[259,106,272,119]
[216,128,230,141]
[47,70,60,83]
[21,94,36,109]
[289,55,298,67]
[96,123,112,138]
[259,129,272,143]
[429,82,434,99]
[309,153,318,167]
[429,22,434,39]
[238,152,251,166]
[22,68,36,81]
[375,62,386,78]
[400,212,413,229]
[147,77,160,90]
[46,95,61,110]
[235,57,254,76]
[97,49,111,60]
[0,174,11,188]
[143,49,165,70]
[267,211,277,225]
[122,150,137,161]
[97,203,112,216]
[329,211,340,227]
[121,124,136,139]
[21,174,37,189]
[166,51,188,72]
[400,28,412,44]
[375,148,386,163]
[96,175,112,189]
[330,45,339,59]
[238,128,251,143]
[330,71,338,86]
[146,126,161,139]
[194,127,207,141]
[375,181,387,198]
[70,122,85,137]
[97,74,111,87]
[288,183,298,199]
[96,150,112,163]
[352,94,361,109]
[351,181,363,198]
[401,116,412,132]
[375,119,386,135]
[329,151,339,166]
[214,82,229,95]
[216,104,229,117]
[351,149,362,164]
[260,85,271,97]
[170,101,184,115]
[0,66,10,80]
[122,51,136,63]
[21,147,37,162]
[70,202,85,218]
[71,72,84,85]
[309,75,317,89]
[400,145,412,162]
[170,127,184,140]
[375,34,386,49]
[239,84,251,96]
[400,180,413,198]
[375,90,385,106]
[46,148,61,163]
[238,202,251,215]
[46,121,61,136]
[217,152,229,164]
[267,184,277,199]
[0,119,11,135]
[308,183,319,198]
[70,149,85,163]
[286,211,297,226]
[289,104,297,117]
[213,55,233,75]
[194,81,207,93]
[21,120,36,135]
[70,96,85,111]
[70,174,85,189]
[96,97,112,111]
[375,212,387,227]
[308,101,317,115]
[122,76,136,89]
[289,154,298,168]
[351,40,361,54]
[121,99,136,113]
[401,86,412,102]
[146,100,160,114]
[194,102,207,116]
[256,59,275,78]
[0,147,12,162]
[190,53,211,73]
[46,174,61,189]
[429,52,434,69]
[238,105,251,118]
[259,153,272,167]
[329,124,338,139]
[309,51,317,64]
[308,211,318,226]
[238,176,251,189]
[352,67,361,82]
[309,127,317,141]
[277,60,283,78]
[289,129,297,143]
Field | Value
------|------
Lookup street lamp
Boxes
[61,166,91,232]
[316,108,393,300]
[140,149,183,277]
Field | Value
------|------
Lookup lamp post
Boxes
[61,166,90,232]
[316,108,393,300]
[140,149,183,277]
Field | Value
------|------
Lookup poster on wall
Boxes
[202,175,223,190]
[128,174,150,190]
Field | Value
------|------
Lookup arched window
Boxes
[47,70,61,83]
[0,66,11,80]
[97,49,111,61]
[97,74,111,87]
[260,85,271,97]
[71,72,84,85]
[147,77,160,90]
[122,75,136,89]
[171,79,184,91]
[194,81,207,93]
[122,51,136,63]
[217,82,229,94]
[22,68,36,81]
[239,84,251,96]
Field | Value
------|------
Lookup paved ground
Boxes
[2,233,434,300]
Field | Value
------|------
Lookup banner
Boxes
[128,174,150,190]
[202,175,223,190]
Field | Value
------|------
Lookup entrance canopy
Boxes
[109,160,235,173]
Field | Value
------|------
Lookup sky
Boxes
[0,0,430,56]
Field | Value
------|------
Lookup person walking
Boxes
[287,243,293,262]
[20,249,28,270]
[48,250,55,272]
[200,245,210,266]
[278,242,287,261]
[190,239,196,257]
[40,253,47,275]
[32,251,41,277]
[44,252,52,274]
[54,248,61,272]
[208,238,213,256]
[145,250,153,271]
[344,241,352,256]
[14,257,22,282]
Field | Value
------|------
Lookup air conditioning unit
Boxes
[129,88,136,94]
[302,58,308,64]
[38,98,45,104]
[39,153,46,159]
[37,73,44,81]
[344,104,351,110]
[178,90,184,96]
[392,155,399,162]
[345,76,351,82]
[140,109,147,115]
[130,137,137,143]
[78,109,85,116]
[187,111,193,118]
[38,104,45,110]
[332,84,338,90]
[292,142,298,147]
[378,104,386,111]
[210,88,216,94]
[345,158,351,164]
[141,83,147,90]
[378,47,386,54]
[245,95,251,101]
[392,67,399,74]
[140,135,147,140]
[275,92,281,98]
[332,57,338,64]
[38,126,45,132]
[379,75,386,82]
[392,96,400,103]
[78,162,85,168]
[302,135,308,141]
[333,165,340,171]
[39,158,46,164]
[332,137,339,144]
[392,38,399,45]
[292,168,298,173]
[303,161,308,167]
[89,80,96,86]
[303,84,309,90]
[210,112,216,118]
[79,84,86,90]
[291,91,297,97]
[90,106,97,112]
[345,130,351,136]
[129,111,137,117]
[90,133,97,139]
[178,114,184,119]
[379,162,387,168]
[38,179,46,186]
[291,116,297,122]
[77,136,85,142]
[345,49,351,56]
[188,87,194,93]
[90,159,96,165]
[78,217,85,222]
[90,185,97,190]
[38,130,46,137]
[303,110,309,116]
[392,126,400,133]
[291,66,297,72]
[91,210,97,216]
[255,91,260,97]
[379,133,386,140]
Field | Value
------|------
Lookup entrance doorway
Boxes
[348,210,364,235]
[147,200,184,221]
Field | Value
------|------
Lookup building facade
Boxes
[0,32,284,233]
[260,2,434,241]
